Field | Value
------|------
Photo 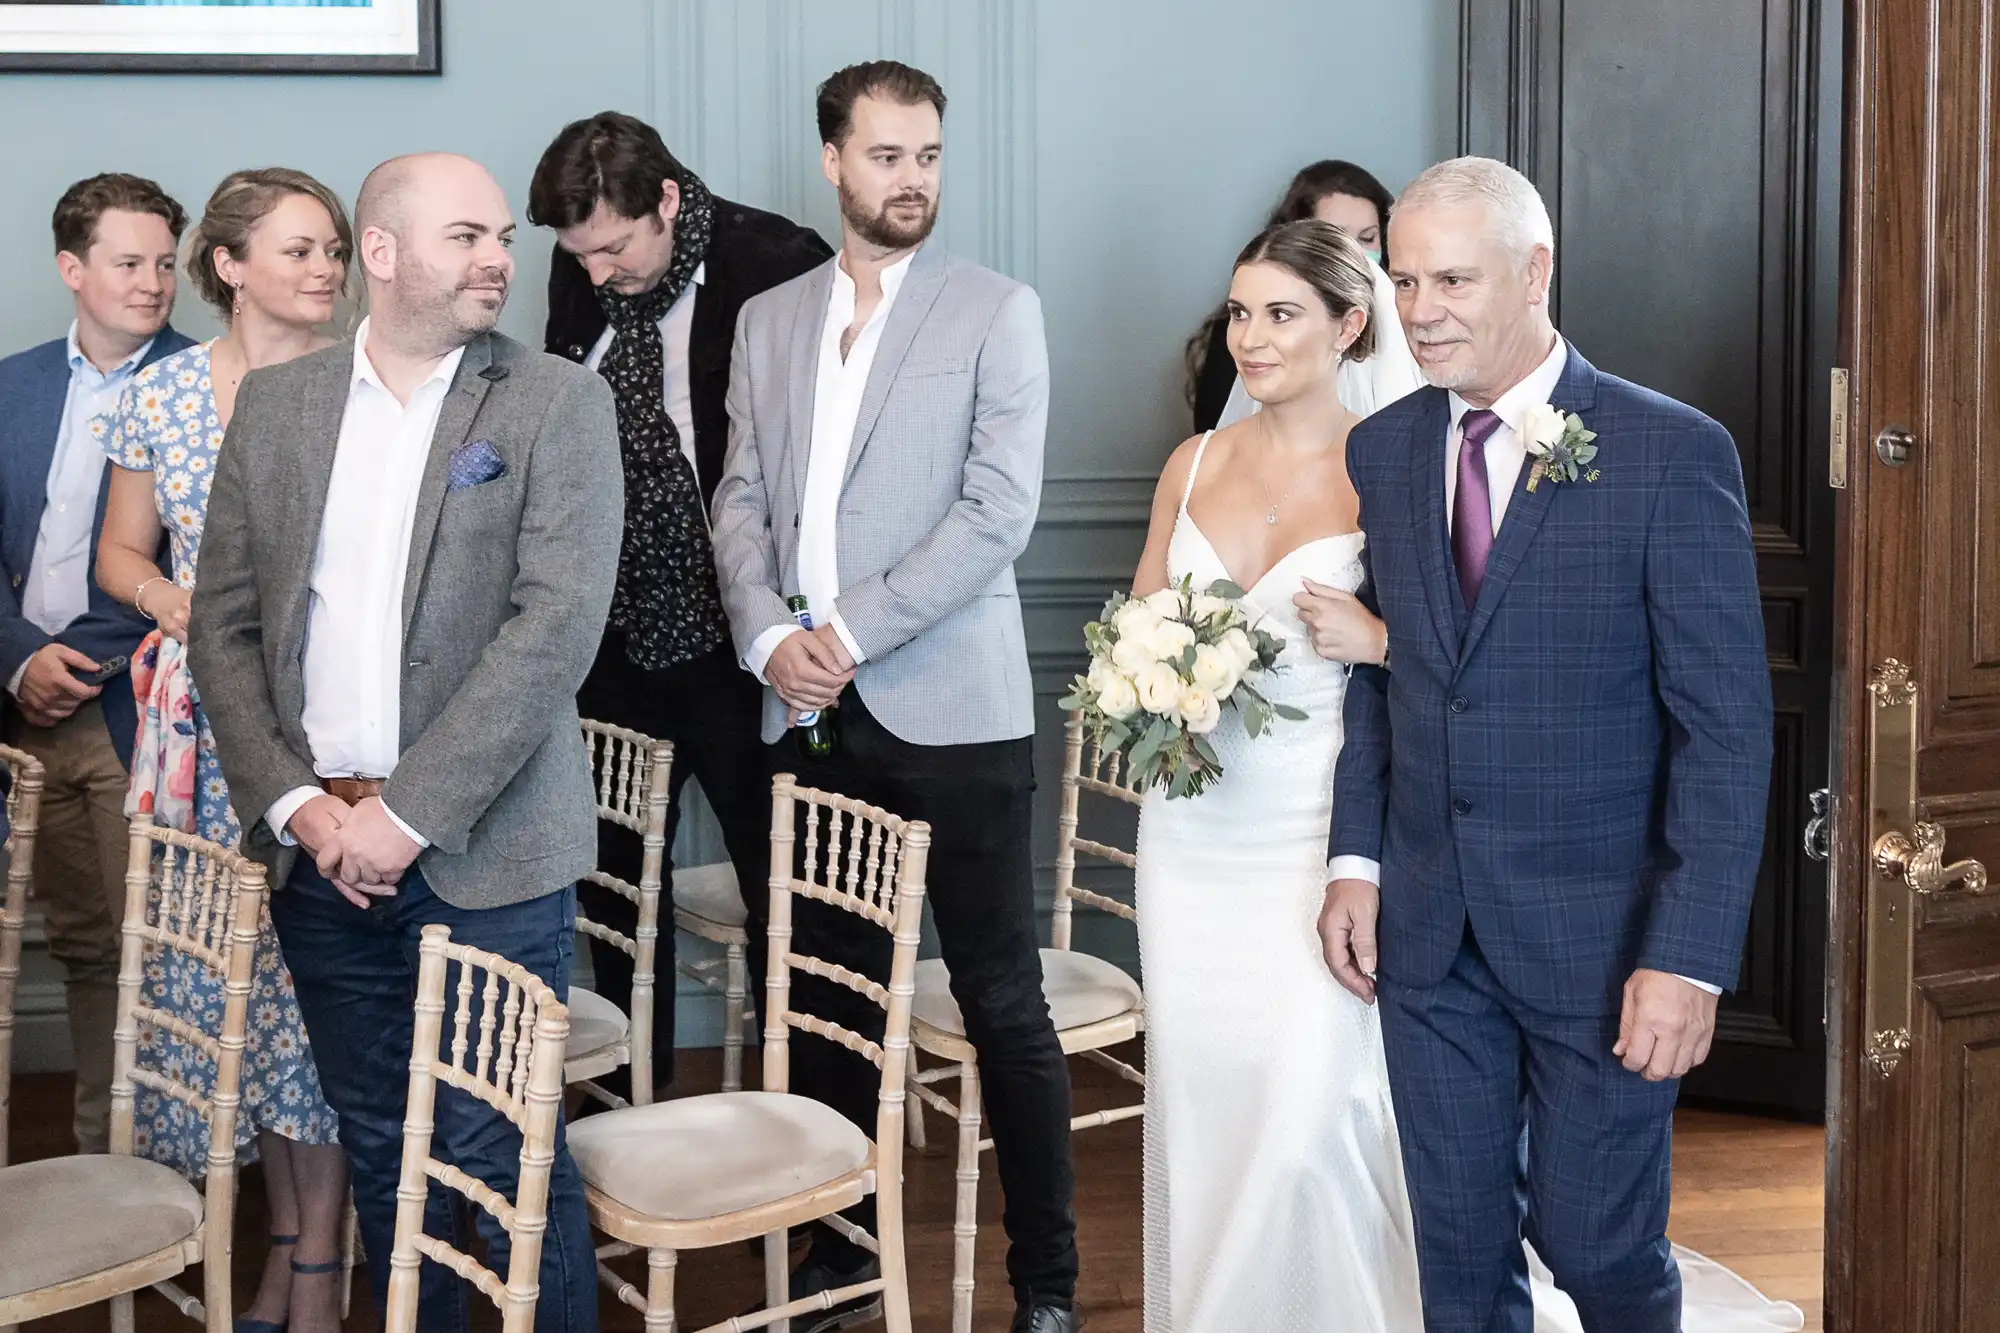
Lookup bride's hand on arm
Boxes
[1130,437,1202,598]
[1295,578,1387,665]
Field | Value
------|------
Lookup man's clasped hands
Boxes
[286,792,424,908]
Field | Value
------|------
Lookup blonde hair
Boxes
[186,167,353,321]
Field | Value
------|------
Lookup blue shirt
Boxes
[24,322,153,637]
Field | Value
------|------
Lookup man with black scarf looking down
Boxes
[530,111,832,1103]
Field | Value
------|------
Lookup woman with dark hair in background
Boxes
[1185,159,1414,432]
[95,167,352,1333]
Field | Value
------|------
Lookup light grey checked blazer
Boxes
[711,242,1048,746]
[187,333,623,908]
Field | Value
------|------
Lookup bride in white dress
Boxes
[1129,219,1804,1333]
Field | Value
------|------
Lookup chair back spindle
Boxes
[577,720,673,1104]
[1051,711,1144,951]
[385,925,570,1333]
[0,744,44,1169]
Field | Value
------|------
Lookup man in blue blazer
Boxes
[0,173,190,1153]
[1323,158,1771,1332]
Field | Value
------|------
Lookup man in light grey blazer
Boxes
[710,62,1077,1333]
[189,154,617,1332]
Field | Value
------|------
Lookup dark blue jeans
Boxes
[269,859,597,1333]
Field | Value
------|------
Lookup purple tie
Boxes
[1453,409,1503,609]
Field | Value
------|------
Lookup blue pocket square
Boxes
[446,439,507,491]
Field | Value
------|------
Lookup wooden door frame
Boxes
[1825,0,1868,1317]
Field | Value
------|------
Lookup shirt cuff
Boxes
[380,800,431,850]
[1674,974,1724,996]
[745,623,800,684]
[266,786,322,848]
[828,610,867,667]
[6,660,27,699]
[1327,855,1382,885]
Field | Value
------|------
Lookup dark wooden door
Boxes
[1827,0,2000,1327]
[1460,0,1843,1117]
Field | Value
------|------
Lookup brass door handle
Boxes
[1872,821,1988,896]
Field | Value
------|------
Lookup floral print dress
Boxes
[99,342,337,1173]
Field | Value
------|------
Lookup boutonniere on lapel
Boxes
[1522,402,1599,491]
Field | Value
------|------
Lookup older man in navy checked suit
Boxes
[1318,158,1771,1333]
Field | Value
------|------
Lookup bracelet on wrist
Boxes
[134,576,170,622]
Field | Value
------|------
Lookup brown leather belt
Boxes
[321,776,386,803]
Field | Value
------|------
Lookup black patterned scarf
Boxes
[595,170,729,670]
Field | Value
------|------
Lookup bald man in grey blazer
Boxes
[709,61,1077,1333]
[191,154,617,1332]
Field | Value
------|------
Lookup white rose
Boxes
[1096,672,1142,720]
[1177,683,1222,734]
[1111,634,1157,675]
[1523,403,1568,452]
[1191,592,1233,622]
[1221,627,1259,672]
[1135,661,1183,716]
[1112,599,1163,642]
[1145,618,1197,663]
[1087,658,1119,694]
[1190,642,1241,697]
[1143,587,1186,617]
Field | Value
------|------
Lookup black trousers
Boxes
[776,693,1078,1304]
[575,634,771,1097]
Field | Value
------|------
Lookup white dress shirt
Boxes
[7,324,154,695]
[584,261,703,488]
[264,319,464,848]
[745,251,914,679]
[1328,335,1721,995]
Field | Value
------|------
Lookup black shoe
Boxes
[1010,1299,1080,1333]
[741,1253,882,1333]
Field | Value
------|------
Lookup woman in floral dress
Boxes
[96,168,350,1333]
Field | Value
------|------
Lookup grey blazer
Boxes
[711,242,1048,746]
[187,333,623,909]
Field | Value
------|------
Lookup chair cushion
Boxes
[673,862,745,929]
[568,1091,870,1222]
[913,949,1142,1038]
[0,1155,202,1300]
[566,986,630,1060]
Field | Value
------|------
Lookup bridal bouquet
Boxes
[1058,577,1303,799]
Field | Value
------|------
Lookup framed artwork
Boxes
[0,0,439,74]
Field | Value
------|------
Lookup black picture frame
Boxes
[0,0,440,75]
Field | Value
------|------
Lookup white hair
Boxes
[1393,156,1555,263]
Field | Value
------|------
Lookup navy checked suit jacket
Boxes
[0,326,193,768]
[1329,343,1772,1015]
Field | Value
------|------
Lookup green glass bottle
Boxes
[787,595,839,759]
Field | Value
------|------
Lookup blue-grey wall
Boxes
[1,0,1456,1065]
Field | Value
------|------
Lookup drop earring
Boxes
[231,283,243,318]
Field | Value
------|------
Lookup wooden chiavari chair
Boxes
[571,720,674,1107]
[0,742,45,1170]
[567,773,927,1333]
[907,711,1146,1332]
[383,924,572,1333]
[0,817,265,1332]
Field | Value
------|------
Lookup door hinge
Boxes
[1829,368,1850,489]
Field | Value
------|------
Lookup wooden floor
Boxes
[11,1046,1824,1331]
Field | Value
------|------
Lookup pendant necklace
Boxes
[1256,416,1323,525]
